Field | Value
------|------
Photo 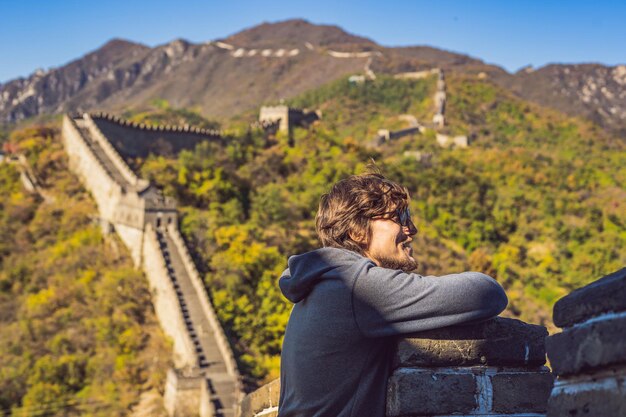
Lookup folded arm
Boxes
[352,263,508,338]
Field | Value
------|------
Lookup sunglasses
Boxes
[374,207,412,228]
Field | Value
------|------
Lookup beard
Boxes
[375,254,418,273]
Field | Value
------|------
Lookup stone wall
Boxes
[394,68,441,80]
[388,317,552,416]
[432,69,446,128]
[63,113,243,416]
[62,115,121,221]
[238,317,553,417]
[370,126,424,147]
[546,267,626,417]
[115,222,145,267]
[91,113,221,159]
[64,113,164,266]
[238,379,280,417]
[164,369,215,417]
[436,133,469,148]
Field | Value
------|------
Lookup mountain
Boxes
[0,39,150,120]
[224,19,377,49]
[494,64,626,135]
[1,19,624,134]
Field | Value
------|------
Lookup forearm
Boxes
[353,267,508,337]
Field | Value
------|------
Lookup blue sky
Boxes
[1,0,625,83]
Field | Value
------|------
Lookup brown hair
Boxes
[315,173,410,255]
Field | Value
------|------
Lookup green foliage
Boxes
[0,126,171,416]
[288,75,436,140]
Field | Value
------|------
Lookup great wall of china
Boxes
[241,40,466,151]
[369,68,468,149]
[62,112,241,417]
[212,40,379,82]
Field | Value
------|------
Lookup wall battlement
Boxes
[89,111,223,137]
[546,267,626,416]
[239,318,553,417]
[89,113,221,159]
[62,113,242,416]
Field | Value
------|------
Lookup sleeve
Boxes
[351,263,508,338]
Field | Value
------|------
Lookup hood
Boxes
[279,247,365,303]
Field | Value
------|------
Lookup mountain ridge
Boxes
[1,19,624,134]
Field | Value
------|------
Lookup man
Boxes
[278,173,508,417]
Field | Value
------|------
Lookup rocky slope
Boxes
[494,64,626,135]
[1,19,624,134]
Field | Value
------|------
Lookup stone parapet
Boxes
[239,318,552,417]
[552,268,626,328]
[546,268,626,417]
[164,368,213,417]
[548,366,626,417]
[62,115,122,221]
[394,317,547,368]
[89,113,221,160]
[238,379,280,417]
[547,311,626,376]
[389,126,421,141]
[90,111,222,137]
[389,317,553,416]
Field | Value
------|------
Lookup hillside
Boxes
[0,126,171,416]
[113,73,625,388]
[1,19,624,135]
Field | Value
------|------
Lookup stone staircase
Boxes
[75,120,132,189]
[157,228,237,417]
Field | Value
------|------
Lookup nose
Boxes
[404,220,418,236]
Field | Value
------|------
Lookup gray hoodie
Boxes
[278,247,508,417]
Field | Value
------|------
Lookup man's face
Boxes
[365,209,418,272]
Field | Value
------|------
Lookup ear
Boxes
[349,230,368,246]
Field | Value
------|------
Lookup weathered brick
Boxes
[386,368,476,416]
[491,370,554,413]
[394,317,547,368]
[547,368,626,417]
[546,313,626,376]
[239,378,280,416]
[553,267,626,328]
